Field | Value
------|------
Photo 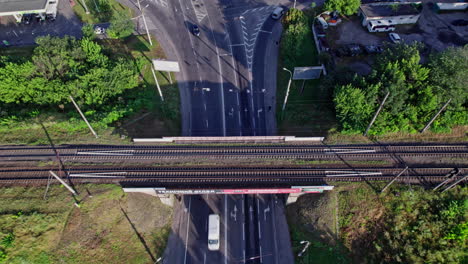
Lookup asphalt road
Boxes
[129,0,295,262]
[164,194,294,264]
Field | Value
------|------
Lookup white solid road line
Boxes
[224,195,228,264]
[271,197,279,264]
[202,0,226,136]
[184,196,192,264]
[259,245,263,263]
[257,198,261,239]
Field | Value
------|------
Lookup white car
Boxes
[94,26,106,35]
[389,33,401,43]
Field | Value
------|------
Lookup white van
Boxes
[208,214,220,251]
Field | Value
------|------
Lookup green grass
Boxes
[73,0,134,24]
[277,12,337,137]
[0,184,172,264]
[289,226,349,264]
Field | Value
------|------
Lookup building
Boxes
[0,0,59,22]
[359,2,422,32]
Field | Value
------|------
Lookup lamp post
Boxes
[282,67,293,112]
[137,0,153,46]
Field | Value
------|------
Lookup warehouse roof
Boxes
[360,3,421,18]
[0,0,48,14]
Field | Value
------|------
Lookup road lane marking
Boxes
[257,198,261,239]
[271,197,279,264]
[224,195,228,264]
[259,245,263,263]
[183,196,192,264]
[202,0,226,136]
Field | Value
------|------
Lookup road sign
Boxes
[293,66,324,80]
[152,60,180,72]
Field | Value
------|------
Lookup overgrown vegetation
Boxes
[0,34,179,144]
[332,44,467,135]
[288,183,467,263]
[277,9,335,136]
[338,183,467,263]
[0,185,172,263]
[324,0,361,16]
[73,0,133,24]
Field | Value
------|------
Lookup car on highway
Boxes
[271,7,285,20]
[191,24,201,36]
[389,33,401,43]
[208,214,220,251]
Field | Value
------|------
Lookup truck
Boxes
[208,214,220,251]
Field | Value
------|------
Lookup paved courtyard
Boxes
[0,0,82,46]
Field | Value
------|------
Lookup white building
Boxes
[0,0,59,22]
[359,2,422,32]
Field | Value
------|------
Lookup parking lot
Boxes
[324,1,467,73]
[0,0,82,46]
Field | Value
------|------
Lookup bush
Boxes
[107,11,134,39]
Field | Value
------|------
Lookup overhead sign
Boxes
[150,186,334,195]
[293,66,324,80]
[152,60,180,72]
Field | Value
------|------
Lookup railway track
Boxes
[0,143,466,161]
[0,166,464,186]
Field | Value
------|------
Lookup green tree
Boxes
[324,0,361,16]
[81,24,96,39]
[32,35,86,80]
[334,84,374,132]
[107,11,134,39]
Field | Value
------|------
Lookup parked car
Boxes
[363,45,383,54]
[347,44,363,56]
[46,14,56,22]
[271,7,285,20]
[452,19,468,26]
[22,14,33,24]
[191,24,200,36]
[94,26,106,35]
[389,33,401,43]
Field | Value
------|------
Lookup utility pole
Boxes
[80,0,90,14]
[137,0,153,46]
[151,67,164,101]
[282,67,293,112]
[381,166,408,193]
[49,171,77,196]
[441,175,467,193]
[364,92,390,136]
[69,96,99,138]
[420,98,452,133]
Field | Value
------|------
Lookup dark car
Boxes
[347,44,363,56]
[452,19,468,27]
[46,14,56,22]
[192,25,200,36]
[363,45,383,54]
[22,14,33,24]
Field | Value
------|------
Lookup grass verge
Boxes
[277,9,337,136]
[72,0,133,24]
[0,184,172,264]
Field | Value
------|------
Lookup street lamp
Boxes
[282,67,293,112]
[137,0,153,46]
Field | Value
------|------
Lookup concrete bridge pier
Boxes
[122,188,174,207]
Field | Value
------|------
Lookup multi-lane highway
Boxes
[137,0,291,262]
[164,194,294,264]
